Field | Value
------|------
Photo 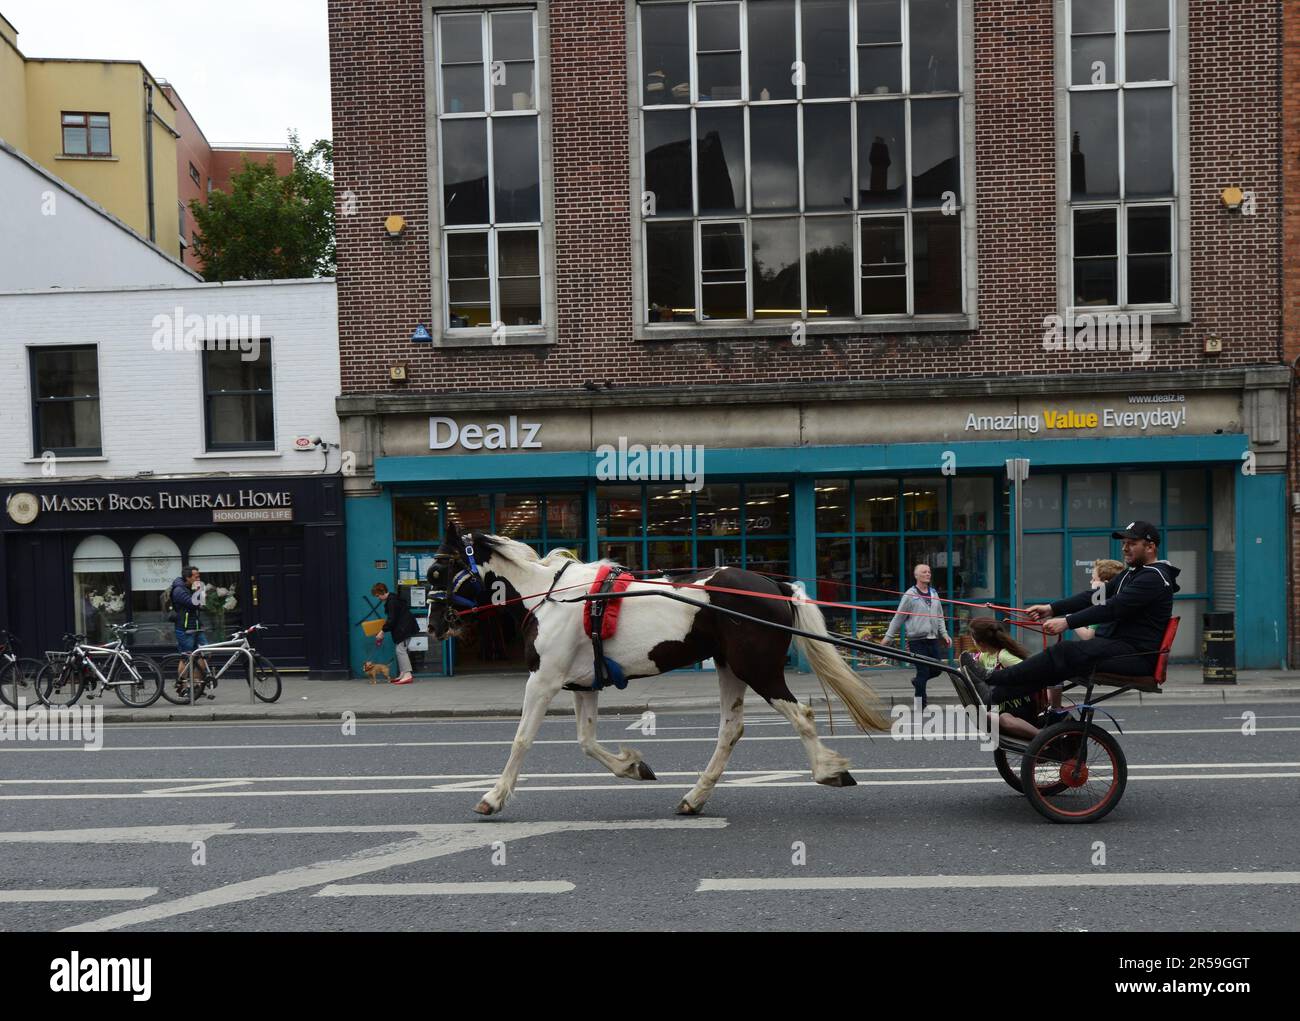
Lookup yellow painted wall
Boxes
[22,61,179,257]
[0,29,29,150]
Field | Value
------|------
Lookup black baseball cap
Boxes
[1113,520,1160,544]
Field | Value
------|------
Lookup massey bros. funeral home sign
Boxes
[4,486,294,526]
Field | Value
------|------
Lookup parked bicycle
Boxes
[35,624,164,708]
[0,630,44,709]
[158,623,281,705]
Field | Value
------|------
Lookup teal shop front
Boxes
[343,432,1283,677]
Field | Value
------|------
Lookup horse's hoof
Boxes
[473,799,497,816]
[637,762,658,781]
[818,771,857,788]
[675,799,701,815]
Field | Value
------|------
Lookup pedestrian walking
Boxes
[883,563,951,708]
[371,582,416,685]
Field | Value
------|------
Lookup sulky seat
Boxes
[1087,616,1180,693]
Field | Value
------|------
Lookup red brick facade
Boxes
[1284,0,1300,665]
[328,0,1283,396]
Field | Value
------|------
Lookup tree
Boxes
[190,132,335,281]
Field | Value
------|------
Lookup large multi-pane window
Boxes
[639,0,964,324]
[814,476,1000,666]
[1067,0,1175,307]
[30,346,102,457]
[436,8,543,333]
[203,342,274,452]
[61,112,111,156]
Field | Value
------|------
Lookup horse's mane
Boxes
[480,533,584,569]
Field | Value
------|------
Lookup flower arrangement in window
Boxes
[86,586,126,616]
[194,583,239,636]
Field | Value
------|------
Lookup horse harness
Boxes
[560,564,632,693]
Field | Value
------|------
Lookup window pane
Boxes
[1125,30,1169,81]
[1127,256,1170,304]
[644,110,693,215]
[815,480,851,533]
[1021,473,1061,529]
[491,11,533,61]
[493,61,535,112]
[38,401,101,452]
[749,105,799,210]
[648,541,693,571]
[952,534,995,601]
[696,484,741,535]
[63,126,88,155]
[696,107,745,214]
[701,288,748,321]
[746,483,790,533]
[1128,204,1170,254]
[1070,91,1120,199]
[1072,0,1114,33]
[904,477,946,531]
[494,493,541,537]
[1022,534,1062,601]
[442,65,485,114]
[854,478,898,532]
[951,477,993,531]
[696,4,741,101]
[492,117,540,222]
[1126,0,1169,30]
[646,221,696,321]
[801,0,851,98]
[1117,471,1160,523]
[446,494,491,533]
[858,44,902,95]
[908,0,959,93]
[1076,259,1118,306]
[860,216,906,314]
[598,486,643,537]
[647,485,692,535]
[206,347,271,392]
[90,124,110,153]
[498,231,542,326]
[442,119,489,224]
[34,348,99,397]
[1067,472,1112,527]
[447,231,491,327]
[1074,207,1117,256]
[701,223,745,273]
[1124,88,1173,197]
[696,2,741,50]
[805,216,855,317]
[1070,534,1114,590]
[746,539,790,577]
[859,0,901,44]
[642,2,691,104]
[395,498,439,542]
[209,394,273,446]
[912,211,962,314]
[857,100,905,206]
[441,13,483,61]
[1165,530,1207,593]
[1074,208,1117,306]
[1071,33,1115,85]
[1166,469,1206,525]
[803,103,852,210]
[748,0,797,101]
[751,217,801,318]
[857,536,901,595]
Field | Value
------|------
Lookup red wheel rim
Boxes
[1059,759,1089,787]
[1030,729,1120,818]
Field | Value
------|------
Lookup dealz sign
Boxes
[429,416,542,451]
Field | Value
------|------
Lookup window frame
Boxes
[630,0,978,339]
[29,344,103,458]
[201,339,276,453]
[1058,0,1189,320]
[61,112,112,157]
[423,2,556,348]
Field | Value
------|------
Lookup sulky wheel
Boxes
[1019,720,1127,824]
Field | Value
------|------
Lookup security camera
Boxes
[311,436,323,446]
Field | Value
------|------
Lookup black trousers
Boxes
[989,637,1154,698]
[906,637,944,706]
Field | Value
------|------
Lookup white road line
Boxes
[696,871,1300,893]
[315,881,574,897]
[0,888,157,902]
[0,824,239,844]
[60,819,725,932]
[142,780,252,795]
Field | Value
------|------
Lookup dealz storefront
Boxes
[1,475,349,677]
[340,370,1289,678]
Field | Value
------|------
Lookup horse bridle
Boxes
[428,538,486,631]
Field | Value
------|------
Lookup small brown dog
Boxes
[362,661,391,684]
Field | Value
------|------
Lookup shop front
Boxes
[1,475,349,677]
[341,371,1289,676]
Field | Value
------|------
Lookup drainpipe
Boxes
[144,78,156,243]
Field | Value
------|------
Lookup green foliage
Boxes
[190,132,335,281]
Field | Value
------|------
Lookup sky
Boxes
[3,0,332,146]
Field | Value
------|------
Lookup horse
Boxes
[426,523,892,817]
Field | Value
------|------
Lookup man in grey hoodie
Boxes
[884,563,951,708]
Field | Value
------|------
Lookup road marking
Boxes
[57,819,725,932]
[142,780,252,795]
[315,881,574,897]
[0,888,157,902]
[697,871,1300,893]
[0,824,239,844]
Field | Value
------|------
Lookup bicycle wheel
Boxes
[0,658,42,709]
[116,657,164,708]
[993,747,1069,797]
[251,654,281,703]
[1020,720,1127,824]
[157,654,204,705]
[36,660,84,708]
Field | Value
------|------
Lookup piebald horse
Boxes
[427,524,892,817]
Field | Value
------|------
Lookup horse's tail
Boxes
[789,597,892,733]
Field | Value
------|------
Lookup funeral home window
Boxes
[1067,0,1177,309]
[638,0,965,326]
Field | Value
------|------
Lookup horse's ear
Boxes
[444,522,462,546]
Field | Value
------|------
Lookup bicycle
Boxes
[34,624,164,708]
[158,623,281,705]
[0,630,44,710]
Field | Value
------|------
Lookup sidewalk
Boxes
[84,665,1300,723]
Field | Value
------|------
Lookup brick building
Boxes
[328,0,1288,677]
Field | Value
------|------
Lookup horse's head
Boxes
[426,522,491,641]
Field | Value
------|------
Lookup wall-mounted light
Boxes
[1204,332,1222,354]
[1220,187,1245,211]
[385,214,407,238]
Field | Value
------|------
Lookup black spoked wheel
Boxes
[1020,720,1128,824]
[251,654,281,703]
[0,658,43,709]
[157,655,206,705]
[115,657,164,708]
[994,747,1069,796]
[36,660,85,708]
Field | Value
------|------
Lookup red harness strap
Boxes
[583,564,634,640]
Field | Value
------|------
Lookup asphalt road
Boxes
[1,700,1297,932]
